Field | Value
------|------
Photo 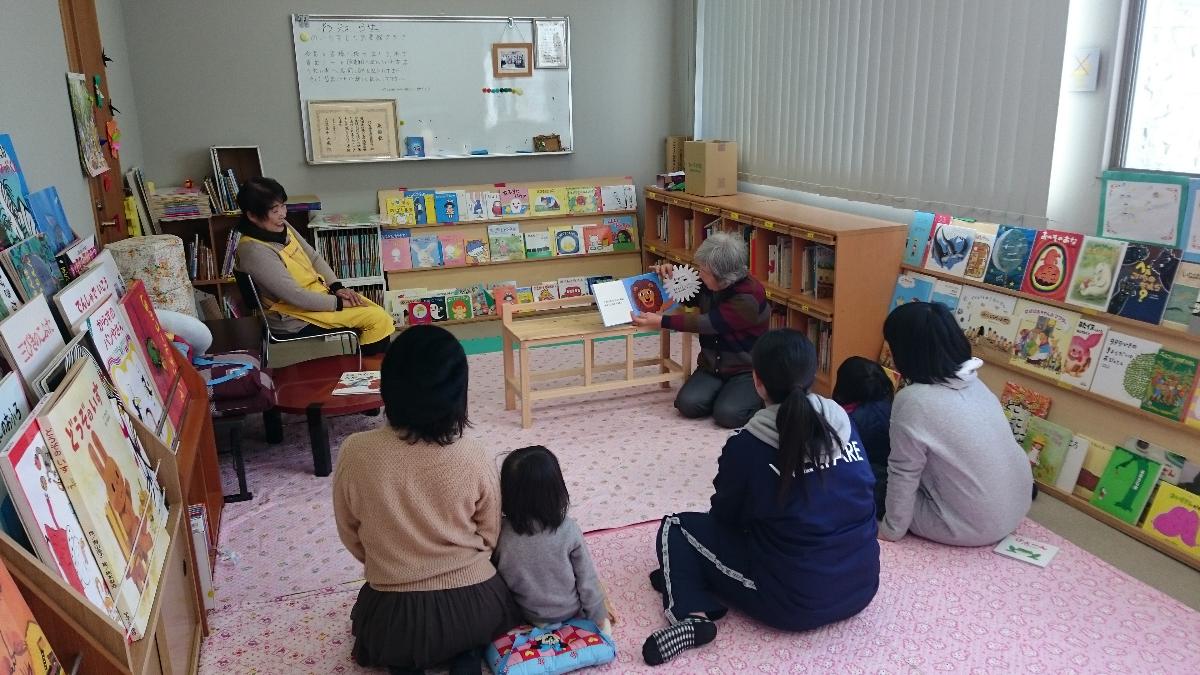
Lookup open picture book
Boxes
[592,266,700,327]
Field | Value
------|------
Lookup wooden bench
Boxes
[501,297,693,428]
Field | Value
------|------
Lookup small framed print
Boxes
[307,99,400,163]
[492,42,533,78]
[534,19,569,69]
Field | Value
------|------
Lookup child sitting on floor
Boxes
[494,446,612,635]
[832,356,895,518]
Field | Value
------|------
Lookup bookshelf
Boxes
[311,223,385,306]
[644,187,906,395]
[156,215,242,320]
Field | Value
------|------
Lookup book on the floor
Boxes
[1140,483,1200,561]
[1090,446,1164,524]
[0,554,63,675]
[1021,416,1074,485]
[994,533,1059,568]
[1089,331,1163,407]
[1059,318,1109,390]
[1139,349,1199,421]
[331,371,381,396]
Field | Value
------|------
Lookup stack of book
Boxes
[186,234,218,281]
[149,186,212,222]
[206,168,241,214]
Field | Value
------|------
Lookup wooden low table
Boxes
[273,353,383,476]
[501,298,693,428]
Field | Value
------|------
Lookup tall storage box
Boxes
[684,140,738,197]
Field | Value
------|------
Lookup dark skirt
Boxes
[351,573,521,670]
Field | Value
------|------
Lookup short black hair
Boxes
[380,325,469,445]
[237,176,287,219]
[883,301,971,385]
[832,356,894,405]
[500,445,570,535]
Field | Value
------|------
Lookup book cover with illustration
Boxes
[622,273,677,315]
[120,281,184,434]
[380,228,412,272]
[902,211,937,267]
[567,186,600,214]
[586,275,615,295]
[1066,236,1126,312]
[0,373,29,446]
[1140,483,1200,561]
[0,295,65,397]
[531,282,559,302]
[409,235,443,268]
[549,225,584,256]
[56,234,99,282]
[1089,330,1163,407]
[0,265,20,321]
[0,135,37,244]
[483,191,504,219]
[557,276,588,299]
[460,191,488,221]
[1161,260,1200,333]
[962,230,996,282]
[1072,435,1115,500]
[38,358,169,639]
[421,296,449,322]
[438,233,466,267]
[582,224,614,253]
[332,371,381,396]
[1,236,63,302]
[501,187,529,216]
[1059,318,1109,390]
[1090,446,1164,524]
[522,231,552,259]
[993,533,1060,568]
[604,216,638,252]
[599,184,637,212]
[1187,386,1200,430]
[1056,435,1091,493]
[515,287,535,304]
[929,280,963,312]
[27,186,78,254]
[53,251,120,331]
[84,296,166,434]
[1020,229,1083,302]
[488,223,525,262]
[1106,244,1182,324]
[405,189,436,225]
[1021,416,1075,485]
[956,286,1019,356]
[530,187,568,215]
[406,300,432,325]
[1009,299,1080,377]
[983,225,1036,291]
[1140,349,1199,421]
[433,192,460,223]
[464,239,490,265]
[923,219,976,277]
[0,548,62,675]
[999,381,1051,443]
[382,194,414,226]
[889,271,935,312]
[490,284,518,312]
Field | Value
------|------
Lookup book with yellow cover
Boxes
[1140,482,1200,561]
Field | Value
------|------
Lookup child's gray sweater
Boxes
[879,358,1032,546]
[494,517,607,625]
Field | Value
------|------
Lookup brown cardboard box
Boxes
[665,135,692,172]
[684,140,738,197]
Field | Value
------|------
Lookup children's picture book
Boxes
[592,280,634,326]
[56,234,99,282]
[438,233,466,267]
[484,191,504,219]
[956,286,1019,356]
[490,284,518,311]
[1106,244,1182,324]
[962,229,996,282]
[923,220,976,277]
[53,252,119,331]
[599,184,637,212]
[409,235,443,268]
[902,211,937,267]
[0,133,29,197]
[1022,416,1074,485]
[999,381,1051,443]
[405,189,436,225]
[1056,435,1091,493]
[889,271,935,312]
[1059,318,1109,390]
[1187,386,1200,430]
[604,216,638,252]
[531,282,559,302]
[380,228,412,272]
[1089,330,1163,407]
[464,239,490,265]
[84,296,166,434]
[1139,349,1198,421]
[1009,300,1080,377]
[465,285,491,317]
[1073,436,1116,500]
[120,281,184,434]
[0,267,21,321]
[27,186,78,254]
[984,225,1036,291]
[515,287,535,304]
[331,371,381,396]
[585,275,615,295]
[929,280,963,312]
[0,295,66,397]
[1,236,63,302]
[623,272,677,316]
[1090,446,1164,524]
[381,194,414,226]
[488,223,525,262]
[0,545,63,674]
[522,231,552,259]
[1161,260,1200,333]
[993,533,1060,568]
[407,300,432,325]
[460,191,488,221]
[501,187,529,216]
[582,224,614,253]
[422,295,448,322]
[557,276,588,299]
[549,225,584,256]
[434,192,459,223]
[1065,236,1126,312]
[0,373,28,446]
[1020,230,1083,302]
[567,186,600,214]
[1140,482,1200,560]
[530,187,568,214]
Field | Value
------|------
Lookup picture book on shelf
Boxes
[0,543,63,674]
[1056,435,1091,493]
[1161,260,1200,333]
[0,133,30,197]
[1122,436,1195,487]
[531,282,558,302]
[956,286,1019,356]
[1066,236,1125,312]
[406,300,432,324]
[380,228,412,272]
[56,234,98,282]
[1106,244,1181,324]
[999,381,1050,443]
[1140,349,1198,421]
[488,223,525,262]
[599,184,637,211]
[1140,483,1200,560]
[549,225,584,256]
[1187,386,1200,430]
[438,233,466,267]
[902,211,937,267]
[889,271,935,312]
[0,373,28,446]
[409,235,443,268]
[460,191,488,221]
[464,238,490,265]
[406,189,436,225]
[490,284,518,311]
[1089,330,1162,407]
[1073,436,1115,500]
[567,186,599,214]
[604,215,638,252]
[557,276,587,299]
[27,186,78,254]
[84,295,166,436]
[501,187,529,216]
[586,275,615,295]
[31,331,96,399]
[332,371,381,396]
[1059,318,1109,390]
[0,266,20,320]
[1020,229,1083,301]
[929,280,962,312]
[923,219,976,277]
[582,223,613,253]
[0,295,65,396]
[516,287,534,304]
[530,186,568,214]
[1009,299,1079,377]
[984,225,1036,291]
[484,191,504,219]
[1021,416,1074,485]
[1,235,63,302]
[382,194,414,226]
[963,228,996,282]
[522,231,552,259]
[1090,446,1163,524]
[121,281,185,433]
[434,192,459,223]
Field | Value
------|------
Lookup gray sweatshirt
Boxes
[494,517,607,625]
[879,358,1032,546]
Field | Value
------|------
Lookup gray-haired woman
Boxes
[633,232,771,428]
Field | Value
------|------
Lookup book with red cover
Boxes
[119,280,185,433]
[1020,229,1084,301]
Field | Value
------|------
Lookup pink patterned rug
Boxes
[201,337,1200,673]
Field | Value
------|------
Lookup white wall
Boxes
[121,0,677,212]
[96,0,144,172]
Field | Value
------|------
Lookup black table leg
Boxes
[263,407,283,444]
[307,403,332,477]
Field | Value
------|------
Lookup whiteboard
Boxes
[291,14,574,164]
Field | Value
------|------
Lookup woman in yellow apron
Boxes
[234,178,394,354]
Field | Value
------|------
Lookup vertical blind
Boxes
[696,0,1070,225]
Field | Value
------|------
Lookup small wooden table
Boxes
[501,298,693,428]
[273,353,384,476]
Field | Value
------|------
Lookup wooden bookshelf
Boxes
[644,187,905,396]
[157,215,242,320]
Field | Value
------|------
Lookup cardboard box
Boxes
[666,135,692,172]
[684,140,738,197]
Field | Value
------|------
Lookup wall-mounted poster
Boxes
[65,73,109,177]
[534,20,569,68]
[307,99,400,163]
[1098,170,1189,247]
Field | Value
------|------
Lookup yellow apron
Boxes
[242,233,395,345]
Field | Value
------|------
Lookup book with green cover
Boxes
[1090,446,1164,524]
[1021,416,1074,485]
[1140,349,1199,421]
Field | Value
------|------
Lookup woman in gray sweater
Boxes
[877,302,1032,546]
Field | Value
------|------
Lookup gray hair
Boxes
[694,232,748,287]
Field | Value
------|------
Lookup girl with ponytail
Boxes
[640,329,879,666]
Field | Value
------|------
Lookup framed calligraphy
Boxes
[307,99,400,163]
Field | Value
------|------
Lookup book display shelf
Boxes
[644,187,906,395]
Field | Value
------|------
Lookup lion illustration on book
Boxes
[630,279,666,314]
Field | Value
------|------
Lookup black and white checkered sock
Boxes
[642,616,717,666]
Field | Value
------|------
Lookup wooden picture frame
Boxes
[492,42,533,78]
[307,99,400,163]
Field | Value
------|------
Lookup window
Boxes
[1112,0,1200,175]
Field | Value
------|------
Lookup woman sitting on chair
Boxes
[233,177,394,355]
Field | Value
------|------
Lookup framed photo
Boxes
[492,42,533,78]
[534,19,569,69]
[307,99,400,163]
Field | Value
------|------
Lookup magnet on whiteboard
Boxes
[513,88,523,95]
[299,32,310,42]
